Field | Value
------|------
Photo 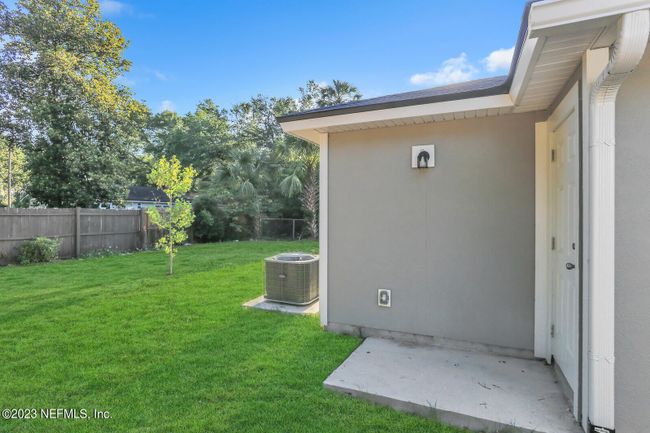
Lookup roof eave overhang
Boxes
[279,0,650,145]
[280,93,514,143]
[510,0,650,110]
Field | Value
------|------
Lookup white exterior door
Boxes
[549,83,580,403]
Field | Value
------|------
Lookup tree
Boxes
[0,2,30,208]
[318,79,362,107]
[146,156,196,275]
[0,139,28,207]
[147,110,183,155]
[142,79,362,241]
[210,147,272,238]
[277,136,319,237]
[189,94,301,241]
[230,95,295,153]
[297,81,323,111]
[147,99,231,178]
[298,79,362,109]
[276,79,362,236]
[191,194,227,242]
[0,0,149,207]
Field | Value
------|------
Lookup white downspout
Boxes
[588,10,649,432]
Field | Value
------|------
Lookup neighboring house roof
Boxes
[127,186,169,202]
[277,0,645,142]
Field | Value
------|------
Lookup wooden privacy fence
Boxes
[0,208,162,265]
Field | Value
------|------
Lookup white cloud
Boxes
[100,1,132,16]
[409,53,478,86]
[159,100,176,112]
[483,47,515,72]
[153,70,168,81]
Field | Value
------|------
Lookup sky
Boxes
[8,0,531,114]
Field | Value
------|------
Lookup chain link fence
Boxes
[260,218,311,240]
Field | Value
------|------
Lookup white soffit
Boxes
[512,0,650,112]
[512,27,610,113]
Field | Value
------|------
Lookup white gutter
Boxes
[529,0,650,37]
[588,9,649,431]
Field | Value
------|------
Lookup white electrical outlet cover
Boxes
[411,144,435,168]
[378,289,391,307]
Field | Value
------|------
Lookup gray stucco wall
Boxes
[615,41,650,433]
[328,112,538,350]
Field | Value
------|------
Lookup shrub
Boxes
[192,195,227,242]
[16,237,61,265]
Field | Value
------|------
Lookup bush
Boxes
[16,237,61,265]
[192,195,227,242]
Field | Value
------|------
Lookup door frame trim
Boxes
[534,120,551,362]
[535,82,580,361]
[535,81,582,419]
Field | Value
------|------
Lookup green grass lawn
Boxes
[0,241,464,433]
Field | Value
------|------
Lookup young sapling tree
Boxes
[147,156,196,275]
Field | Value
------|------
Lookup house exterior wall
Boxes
[615,40,650,433]
[328,112,538,351]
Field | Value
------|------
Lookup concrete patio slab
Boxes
[324,337,582,433]
[242,295,319,315]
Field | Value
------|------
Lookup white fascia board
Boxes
[510,36,546,105]
[529,0,650,37]
[280,94,513,138]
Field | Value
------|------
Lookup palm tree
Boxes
[318,80,362,107]
[277,136,319,237]
[276,79,362,237]
[210,147,269,238]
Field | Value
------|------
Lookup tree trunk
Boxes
[7,145,12,208]
[167,218,174,275]
[253,210,263,239]
[168,245,173,275]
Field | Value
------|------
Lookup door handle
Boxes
[566,263,576,270]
